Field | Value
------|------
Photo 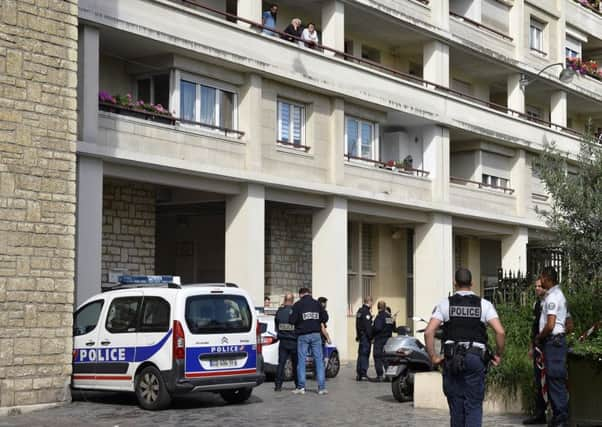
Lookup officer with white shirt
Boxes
[534,267,569,427]
[424,268,506,427]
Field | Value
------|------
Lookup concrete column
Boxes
[509,0,525,59]
[239,74,263,171]
[237,0,262,26]
[312,197,348,359]
[423,125,450,202]
[510,149,531,217]
[501,226,528,274]
[423,41,450,87]
[466,238,481,295]
[507,73,525,114]
[77,25,99,143]
[329,97,345,185]
[76,156,103,306]
[430,0,450,30]
[554,2,567,63]
[225,183,265,307]
[321,0,345,54]
[414,214,453,332]
[550,91,568,128]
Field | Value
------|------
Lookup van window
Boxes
[106,297,141,333]
[74,300,104,336]
[185,295,252,334]
[139,297,170,333]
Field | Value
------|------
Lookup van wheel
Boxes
[135,366,172,410]
[326,351,340,378]
[220,387,253,404]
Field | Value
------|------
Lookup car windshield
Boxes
[185,294,252,334]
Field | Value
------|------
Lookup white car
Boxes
[72,276,265,410]
[258,314,340,380]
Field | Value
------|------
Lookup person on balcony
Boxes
[262,4,278,36]
[301,23,319,49]
[282,18,303,45]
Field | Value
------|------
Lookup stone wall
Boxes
[264,203,312,306]
[0,0,78,409]
[102,179,156,284]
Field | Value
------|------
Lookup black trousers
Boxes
[275,338,298,388]
[373,338,387,377]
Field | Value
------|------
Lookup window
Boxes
[105,297,141,333]
[185,295,252,334]
[565,35,582,59]
[345,116,378,160]
[526,105,543,122]
[136,74,170,109]
[529,19,545,52]
[482,174,509,189]
[178,74,237,131]
[277,99,305,145]
[361,45,381,64]
[139,297,170,333]
[74,300,104,336]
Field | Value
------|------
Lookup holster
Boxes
[444,344,467,375]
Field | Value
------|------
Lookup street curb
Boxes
[0,402,68,417]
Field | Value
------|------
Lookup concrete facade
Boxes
[0,0,78,410]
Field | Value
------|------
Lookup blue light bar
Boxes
[118,275,181,285]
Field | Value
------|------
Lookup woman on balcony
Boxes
[301,23,319,49]
[282,18,303,46]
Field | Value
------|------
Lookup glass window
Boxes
[153,74,170,110]
[361,122,373,159]
[345,116,377,160]
[180,80,196,122]
[346,118,359,157]
[185,295,252,334]
[74,300,104,336]
[530,19,544,52]
[139,297,170,333]
[565,36,582,59]
[277,100,305,144]
[201,85,217,126]
[105,297,141,334]
[137,79,151,104]
[220,91,235,130]
[361,45,381,63]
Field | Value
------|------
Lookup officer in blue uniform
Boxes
[372,300,394,382]
[424,268,506,427]
[534,267,569,427]
[274,293,297,392]
[355,296,373,381]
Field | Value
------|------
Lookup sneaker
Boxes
[274,386,282,392]
[292,388,305,395]
[356,375,369,381]
[318,389,328,395]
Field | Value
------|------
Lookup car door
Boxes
[72,298,106,389]
[135,294,173,371]
[95,291,142,391]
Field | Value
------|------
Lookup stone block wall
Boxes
[265,203,312,306]
[0,0,78,408]
[102,179,156,284]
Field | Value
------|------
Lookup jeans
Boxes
[356,335,371,377]
[297,332,326,391]
[443,352,486,427]
[373,338,387,377]
[543,336,568,423]
[275,338,298,388]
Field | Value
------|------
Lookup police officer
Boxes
[318,297,332,344]
[424,268,506,427]
[355,296,373,381]
[534,267,569,427]
[274,293,297,392]
[290,287,328,395]
[372,300,394,382]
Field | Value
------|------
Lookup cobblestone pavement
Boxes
[0,364,524,427]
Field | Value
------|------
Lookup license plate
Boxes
[209,359,238,368]
[386,366,398,375]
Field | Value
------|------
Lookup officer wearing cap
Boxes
[424,268,506,427]
[372,300,394,382]
[274,293,297,392]
[355,296,373,381]
[534,267,569,427]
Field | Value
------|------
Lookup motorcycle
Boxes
[383,316,443,402]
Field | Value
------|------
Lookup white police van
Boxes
[72,276,265,410]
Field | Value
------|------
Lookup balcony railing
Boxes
[345,154,430,177]
[450,176,515,194]
[165,0,585,141]
[572,0,602,15]
[276,139,311,152]
[450,12,513,41]
[99,102,245,138]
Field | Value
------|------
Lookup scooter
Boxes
[383,316,443,402]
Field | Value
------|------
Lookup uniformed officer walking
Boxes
[290,287,329,395]
[534,267,569,427]
[355,296,373,381]
[424,268,506,427]
[372,300,394,382]
[274,293,298,392]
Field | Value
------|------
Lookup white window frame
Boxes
[135,71,173,108]
[529,18,545,53]
[526,105,543,121]
[277,99,306,146]
[175,71,238,131]
[565,35,582,59]
[344,116,379,161]
[482,173,509,189]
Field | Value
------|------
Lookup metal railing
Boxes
[345,154,430,177]
[450,12,513,41]
[450,176,515,194]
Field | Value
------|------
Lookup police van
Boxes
[72,276,265,410]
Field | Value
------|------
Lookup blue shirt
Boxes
[262,11,276,35]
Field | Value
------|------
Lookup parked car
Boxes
[258,314,340,380]
[72,276,265,410]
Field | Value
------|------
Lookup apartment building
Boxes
[74,0,602,360]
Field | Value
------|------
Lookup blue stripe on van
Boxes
[185,344,257,373]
